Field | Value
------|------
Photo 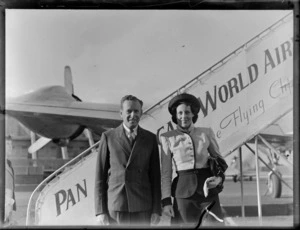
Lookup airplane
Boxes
[6,66,123,154]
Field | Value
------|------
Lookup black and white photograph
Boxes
[1,1,298,228]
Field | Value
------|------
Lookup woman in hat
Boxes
[160,93,225,227]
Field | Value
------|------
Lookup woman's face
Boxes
[176,103,194,129]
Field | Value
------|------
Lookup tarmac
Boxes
[2,174,296,228]
[219,175,295,228]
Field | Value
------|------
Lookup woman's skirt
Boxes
[171,168,225,227]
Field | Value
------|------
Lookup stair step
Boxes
[13,166,44,175]
[15,175,44,185]
[15,184,39,192]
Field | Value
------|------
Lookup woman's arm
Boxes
[207,128,226,183]
[207,128,222,157]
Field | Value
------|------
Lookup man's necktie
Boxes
[128,130,135,147]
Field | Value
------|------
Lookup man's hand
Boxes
[150,213,160,225]
[96,214,109,225]
[162,205,174,217]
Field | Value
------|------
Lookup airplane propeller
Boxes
[13,121,52,155]
[64,66,74,95]
[64,66,97,149]
[27,66,93,158]
[28,136,52,154]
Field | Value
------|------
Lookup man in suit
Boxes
[94,95,161,226]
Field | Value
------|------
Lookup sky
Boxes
[5,9,291,108]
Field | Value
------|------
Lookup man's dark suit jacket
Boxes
[94,124,161,216]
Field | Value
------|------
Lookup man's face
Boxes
[120,100,143,130]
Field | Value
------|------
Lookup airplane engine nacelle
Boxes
[6,86,86,145]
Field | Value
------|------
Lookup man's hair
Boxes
[120,95,143,108]
[170,101,198,124]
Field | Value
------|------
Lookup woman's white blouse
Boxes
[160,126,221,200]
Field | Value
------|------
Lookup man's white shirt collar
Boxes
[123,123,138,138]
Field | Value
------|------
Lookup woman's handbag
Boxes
[208,154,228,179]
[207,149,228,194]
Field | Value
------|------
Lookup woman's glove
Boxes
[203,176,222,197]
[162,205,174,217]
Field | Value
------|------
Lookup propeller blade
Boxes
[17,122,32,136]
[28,137,52,154]
[64,65,74,95]
[84,128,95,147]
[61,146,69,160]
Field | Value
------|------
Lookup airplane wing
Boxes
[7,100,121,132]
[6,86,122,139]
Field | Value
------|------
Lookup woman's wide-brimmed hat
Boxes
[168,93,201,115]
